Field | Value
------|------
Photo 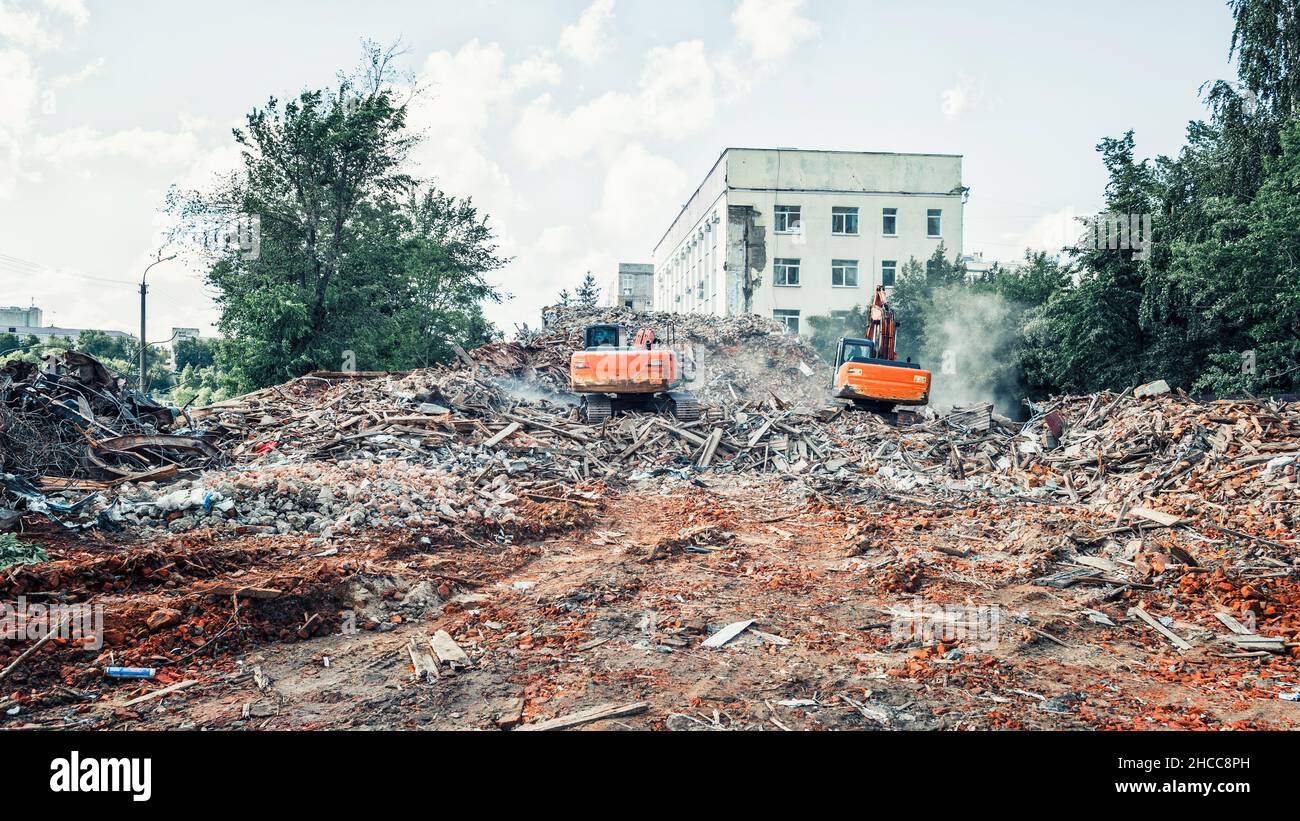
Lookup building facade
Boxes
[0,305,43,329]
[0,324,131,344]
[1,304,131,347]
[652,148,965,334]
[605,263,654,312]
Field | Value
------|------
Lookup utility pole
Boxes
[139,251,176,394]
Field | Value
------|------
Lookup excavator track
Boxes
[667,392,700,421]
[581,395,613,424]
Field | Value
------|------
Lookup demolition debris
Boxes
[1,306,1296,730]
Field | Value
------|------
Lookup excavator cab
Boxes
[584,324,624,349]
[570,323,698,422]
[832,286,931,411]
[836,338,878,365]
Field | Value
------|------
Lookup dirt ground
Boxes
[5,473,1297,731]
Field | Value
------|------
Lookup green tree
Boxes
[575,272,600,308]
[76,330,134,362]
[173,337,217,371]
[1228,0,1300,119]
[804,306,870,363]
[171,44,505,389]
[889,245,963,362]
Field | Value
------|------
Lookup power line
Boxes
[0,248,140,286]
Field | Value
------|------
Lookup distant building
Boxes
[0,305,43,328]
[606,263,654,312]
[0,303,130,347]
[962,252,1000,279]
[0,325,131,344]
[171,327,201,343]
[653,148,966,335]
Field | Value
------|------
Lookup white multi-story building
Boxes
[653,148,966,335]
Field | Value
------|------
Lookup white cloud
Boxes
[941,73,985,120]
[41,0,87,27]
[593,143,687,239]
[173,142,241,190]
[514,40,714,166]
[0,1,58,49]
[730,0,817,62]
[1015,206,1085,253]
[405,40,560,213]
[0,48,38,195]
[533,224,578,257]
[559,0,614,65]
[487,229,615,330]
[509,53,562,90]
[33,126,200,166]
[52,55,100,86]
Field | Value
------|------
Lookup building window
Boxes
[774,205,801,234]
[831,206,859,235]
[882,208,897,236]
[773,309,800,334]
[881,260,897,287]
[831,259,859,287]
[927,209,942,238]
[773,258,801,286]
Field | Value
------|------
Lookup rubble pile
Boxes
[475,305,832,407]
[4,329,1297,560]
[0,351,222,530]
[1020,389,1300,548]
[1,343,1298,730]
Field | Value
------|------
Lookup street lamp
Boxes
[139,251,176,394]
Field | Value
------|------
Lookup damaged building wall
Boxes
[725,204,767,316]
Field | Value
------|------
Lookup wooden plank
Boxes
[120,679,197,708]
[502,413,595,444]
[1128,606,1192,651]
[747,417,776,449]
[702,618,755,649]
[697,428,723,469]
[1128,506,1184,527]
[1225,635,1284,652]
[407,637,440,682]
[1072,555,1122,574]
[483,421,521,448]
[516,700,649,732]
[1214,611,1254,635]
[198,584,282,600]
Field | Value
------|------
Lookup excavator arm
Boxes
[864,284,897,361]
[831,284,930,409]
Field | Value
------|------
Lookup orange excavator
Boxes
[569,324,699,423]
[832,284,931,412]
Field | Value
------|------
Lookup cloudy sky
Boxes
[0,0,1237,338]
